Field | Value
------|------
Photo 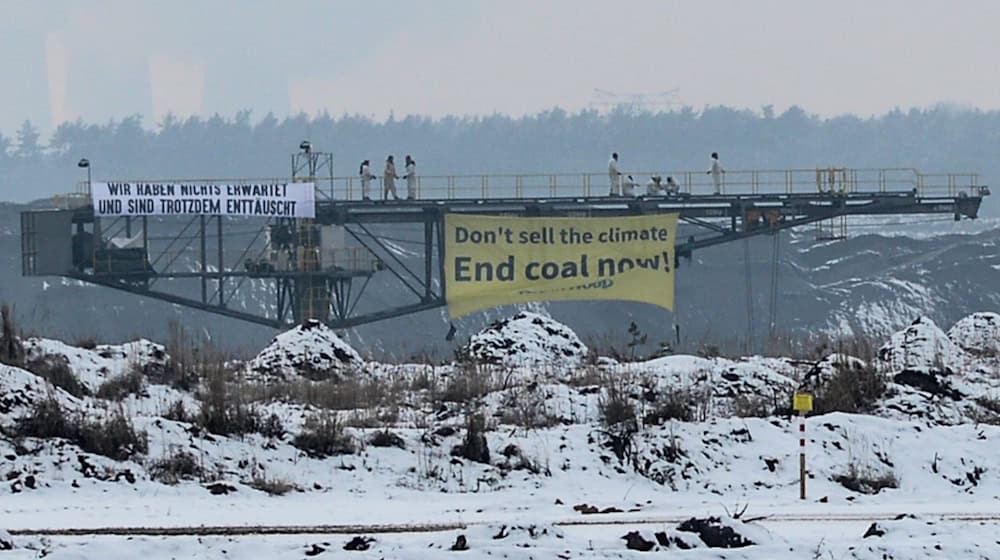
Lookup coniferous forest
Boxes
[1,105,997,215]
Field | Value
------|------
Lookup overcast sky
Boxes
[2,0,998,135]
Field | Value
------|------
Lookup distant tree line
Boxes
[1,105,998,214]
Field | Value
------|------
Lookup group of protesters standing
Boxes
[608,151,725,197]
[357,151,725,201]
[359,155,417,201]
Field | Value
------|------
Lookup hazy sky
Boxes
[2,0,998,135]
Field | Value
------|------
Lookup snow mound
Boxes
[463,312,588,369]
[22,337,167,392]
[859,515,997,558]
[0,363,77,420]
[0,528,14,550]
[947,312,1000,356]
[248,320,363,380]
[878,317,967,374]
[621,355,797,416]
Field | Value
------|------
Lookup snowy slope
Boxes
[4,312,1000,558]
[22,337,167,392]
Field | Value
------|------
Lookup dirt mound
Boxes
[463,312,588,370]
[22,337,168,392]
[248,320,363,380]
[878,317,966,375]
[948,312,1000,357]
[676,516,771,548]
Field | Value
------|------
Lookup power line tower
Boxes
[590,88,681,113]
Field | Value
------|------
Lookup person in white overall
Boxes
[403,155,417,200]
[707,152,725,194]
[384,155,400,200]
[621,175,639,197]
[665,175,679,195]
[646,175,665,196]
[608,152,622,196]
[359,159,376,201]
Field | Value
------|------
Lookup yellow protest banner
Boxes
[444,213,679,318]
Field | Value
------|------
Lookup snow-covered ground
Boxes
[3,312,1000,558]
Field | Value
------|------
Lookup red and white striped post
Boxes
[793,393,813,500]
[799,410,806,500]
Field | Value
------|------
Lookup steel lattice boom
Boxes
[21,163,988,330]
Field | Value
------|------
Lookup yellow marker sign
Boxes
[793,393,813,412]
[444,213,679,318]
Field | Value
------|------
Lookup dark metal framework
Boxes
[21,188,986,330]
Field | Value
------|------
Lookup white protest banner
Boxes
[91,182,316,218]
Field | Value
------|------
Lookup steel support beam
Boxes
[217,215,224,306]
[26,188,987,332]
[68,273,283,329]
[200,215,207,304]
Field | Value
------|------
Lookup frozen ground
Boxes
[3,312,1000,558]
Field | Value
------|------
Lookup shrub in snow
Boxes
[498,384,559,429]
[452,413,490,464]
[17,398,148,461]
[440,364,497,403]
[368,429,405,449]
[833,463,899,495]
[800,355,886,414]
[16,397,75,441]
[0,304,24,368]
[292,411,356,457]
[643,386,695,424]
[24,354,89,398]
[249,320,363,380]
[799,353,869,394]
[249,476,297,496]
[831,431,899,494]
[878,317,966,374]
[96,369,146,401]
[149,449,205,484]
[599,375,639,428]
[198,362,264,437]
[462,312,588,370]
[947,312,1000,357]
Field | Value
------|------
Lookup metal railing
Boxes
[313,167,982,200]
[68,167,982,205]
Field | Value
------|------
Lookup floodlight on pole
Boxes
[299,140,311,154]
[77,158,92,193]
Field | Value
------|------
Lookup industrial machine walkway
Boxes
[20,154,989,330]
